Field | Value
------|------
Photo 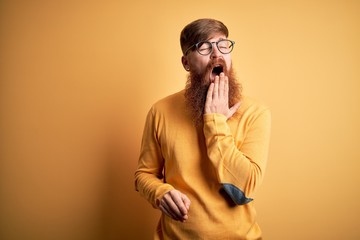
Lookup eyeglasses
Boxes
[184,39,235,56]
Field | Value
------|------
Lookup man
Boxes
[135,18,271,239]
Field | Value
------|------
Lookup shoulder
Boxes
[149,90,186,116]
[145,90,192,131]
[153,90,185,107]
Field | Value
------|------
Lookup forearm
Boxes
[203,110,271,203]
[135,171,174,208]
[135,107,175,208]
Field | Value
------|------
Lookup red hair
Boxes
[180,18,229,55]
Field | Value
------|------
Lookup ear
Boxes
[181,56,190,71]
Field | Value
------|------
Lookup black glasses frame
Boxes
[184,39,235,56]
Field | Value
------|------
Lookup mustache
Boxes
[207,58,228,72]
[204,58,228,76]
[189,58,229,87]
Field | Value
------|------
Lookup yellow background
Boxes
[1,0,359,239]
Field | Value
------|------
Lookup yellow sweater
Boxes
[135,90,271,240]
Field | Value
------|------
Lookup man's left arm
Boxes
[203,110,271,205]
[204,73,271,205]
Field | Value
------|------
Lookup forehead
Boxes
[206,33,227,41]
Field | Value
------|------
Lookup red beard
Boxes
[184,59,242,126]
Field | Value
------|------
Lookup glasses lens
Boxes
[196,42,212,55]
[218,40,234,54]
[195,40,234,55]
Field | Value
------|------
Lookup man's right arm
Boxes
[135,107,174,208]
[135,107,190,221]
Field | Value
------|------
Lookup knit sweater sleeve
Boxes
[203,108,271,205]
[134,106,174,208]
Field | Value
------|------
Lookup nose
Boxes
[210,43,221,59]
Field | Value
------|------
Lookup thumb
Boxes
[227,102,241,119]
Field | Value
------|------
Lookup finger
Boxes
[159,200,175,219]
[206,82,214,103]
[205,83,214,114]
[213,75,219,99]
[171,192,188,216]
[227,102,241,119]
[170,191,189,217]
[159,202,180,221]
[180,193,191,221]
[182,194,191,211]
[163,193,183,220]
[219,72,225,99]
[224,75,229,101]
[163,198,184,221]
